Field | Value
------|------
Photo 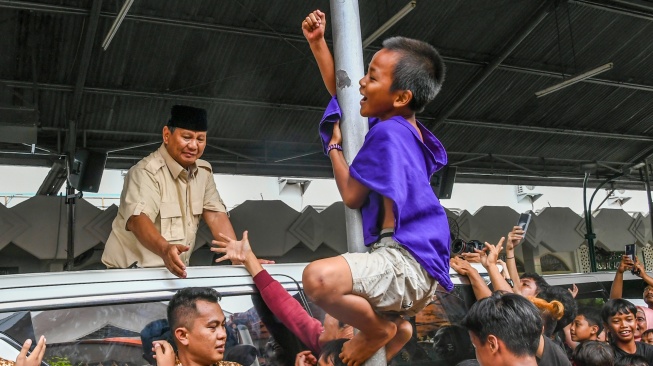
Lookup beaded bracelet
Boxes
[326,144,343,154]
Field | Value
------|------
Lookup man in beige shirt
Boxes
[102,105,236,278]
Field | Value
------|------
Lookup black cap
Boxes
[168,105,208,131]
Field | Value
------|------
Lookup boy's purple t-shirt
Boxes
[319,96,453,292]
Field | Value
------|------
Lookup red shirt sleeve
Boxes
[253,270,324,354]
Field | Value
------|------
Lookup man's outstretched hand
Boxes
[161,244,189,278]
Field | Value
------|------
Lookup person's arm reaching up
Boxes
[610,255,634,299]
[15,336,46,366]
[450,256,492,300]
[212,232,324,354]
[302,10,336,96]
[478,238,513,294]
[505,226,524,295]
[632,256,653,288]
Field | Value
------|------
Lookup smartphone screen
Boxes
[625,244,636,261]
[517,213,531,233]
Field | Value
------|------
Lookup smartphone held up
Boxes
[625,244,640,276]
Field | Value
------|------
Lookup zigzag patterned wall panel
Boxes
[0,196,651,273]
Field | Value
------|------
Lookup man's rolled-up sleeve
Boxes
[119,168,162,227]
[202,173,227,213]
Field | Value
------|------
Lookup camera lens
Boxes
[469,240,485,252]
[451,239,465,255]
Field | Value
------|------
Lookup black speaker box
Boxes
[430,165,456,199]
[68,149,107,192]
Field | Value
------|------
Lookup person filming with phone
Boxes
[610,245,653,310]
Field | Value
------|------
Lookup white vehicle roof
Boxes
[0,262,492,313]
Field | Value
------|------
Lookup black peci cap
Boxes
[168,105,208,131]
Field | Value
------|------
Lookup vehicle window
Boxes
[575,281,609,308]
[294,284,476,366]
[0,291,310,366]
[1,303,166,366]
[408,285,476,365]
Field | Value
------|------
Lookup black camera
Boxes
[451,239,486,255]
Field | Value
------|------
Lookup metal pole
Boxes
[65,182,76,271]
[582,173,597,272]
[645,162,653,244]
[330,0,368,254]
[330,1,385,364]
[585,171,624,272]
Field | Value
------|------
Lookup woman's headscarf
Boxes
[634,306,653,341]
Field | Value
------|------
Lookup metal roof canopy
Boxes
[0,0,652,190]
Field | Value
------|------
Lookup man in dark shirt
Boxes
[461,292,541,366]
[602,298,653,363]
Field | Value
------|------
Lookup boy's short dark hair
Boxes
[461,292,542,357]
[601,298,637,324]
[382,36,445,113]
[167,287,222,330]
[614,354,648,366]
[577,306,604,335]
[320,338,347,366]
[642,329,653,339]
[520,272,549,294]
[572,341,615,366]
[537,285,577,332]
[432,324,475,364]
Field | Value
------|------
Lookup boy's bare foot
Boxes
[340,321,396,366]
[385,318,412,360]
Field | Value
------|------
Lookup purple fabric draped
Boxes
[319,96,453,292]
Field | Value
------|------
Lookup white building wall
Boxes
[0,166,651,217]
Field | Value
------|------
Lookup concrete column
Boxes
[522,241,542,273]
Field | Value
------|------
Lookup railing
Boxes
[0,192,121,209]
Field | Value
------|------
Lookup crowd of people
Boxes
[449,223,653,366]
[4,6,653,366]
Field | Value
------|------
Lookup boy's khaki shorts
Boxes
[341,234,438,317]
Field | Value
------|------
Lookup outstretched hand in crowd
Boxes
[506,226,525,251]
[15,336,46,366]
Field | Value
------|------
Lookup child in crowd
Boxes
[569,307,603,346]
[300,9,451,365]
[614,354,648,366]
[602,299,653,363]
[571,341,615,366]
[641,329,653,344]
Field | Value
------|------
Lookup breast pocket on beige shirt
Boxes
[160,202,185,242]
